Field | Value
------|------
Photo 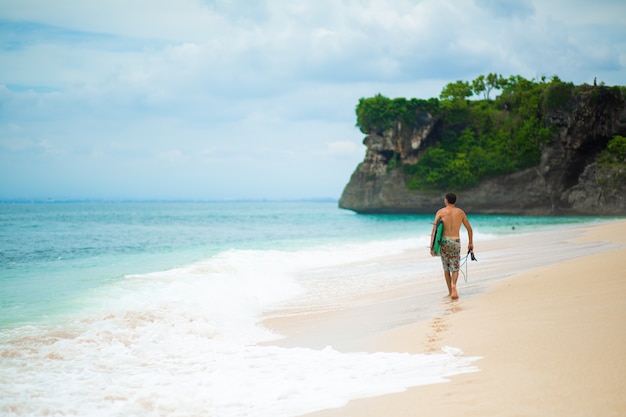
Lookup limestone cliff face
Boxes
[339,87,626,215]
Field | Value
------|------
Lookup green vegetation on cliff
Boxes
[355,95,439,134]
[356,75,624,190]
[597,135,626,190]
[600,135,626,164]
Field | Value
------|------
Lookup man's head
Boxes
[445,193,457,205]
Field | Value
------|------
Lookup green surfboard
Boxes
[431,219,444,255]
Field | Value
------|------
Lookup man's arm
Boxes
[462,215,474,251]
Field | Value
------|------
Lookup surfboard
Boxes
[431,218,444,255]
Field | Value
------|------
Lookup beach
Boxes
[2,202,625,416]
[264,219,626,417]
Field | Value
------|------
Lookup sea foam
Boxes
[1,239,480,417]
[1,323,479,417]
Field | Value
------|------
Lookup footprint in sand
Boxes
[425,302,462,352]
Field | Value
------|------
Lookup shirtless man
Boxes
[430,193,473,300]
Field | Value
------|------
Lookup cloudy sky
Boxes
[1,0,624,201]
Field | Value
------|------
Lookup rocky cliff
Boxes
[339,86,626,215]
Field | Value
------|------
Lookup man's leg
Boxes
[449,240,461,300]
[450,270,459,300]
[444,270,452,296]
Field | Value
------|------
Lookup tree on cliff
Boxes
[439,80,472,108]
[471,73,506,100]
[355,94,393,134]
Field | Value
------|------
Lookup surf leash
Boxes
[459,249,478,283]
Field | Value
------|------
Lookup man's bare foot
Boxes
[451,285,459,300]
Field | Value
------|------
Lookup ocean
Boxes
[0,201,610,416]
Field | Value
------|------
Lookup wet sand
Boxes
[265,219,626,417]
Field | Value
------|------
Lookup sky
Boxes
[1,0,625,201]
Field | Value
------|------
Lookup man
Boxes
[430,193,473,300]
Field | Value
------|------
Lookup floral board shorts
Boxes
[440,237,461,272]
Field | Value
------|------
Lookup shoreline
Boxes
[262,219,626,417]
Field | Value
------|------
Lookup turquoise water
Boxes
[0,201,614,417]
[0,201,607,327]
[1,201,409,327]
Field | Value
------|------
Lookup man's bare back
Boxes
[435,206,471,240]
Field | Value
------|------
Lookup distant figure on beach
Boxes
[430,193,474,300]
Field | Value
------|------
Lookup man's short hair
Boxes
[446,193,457,204]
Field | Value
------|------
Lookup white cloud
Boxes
[0,0,624,200]
[326,141,362,157]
